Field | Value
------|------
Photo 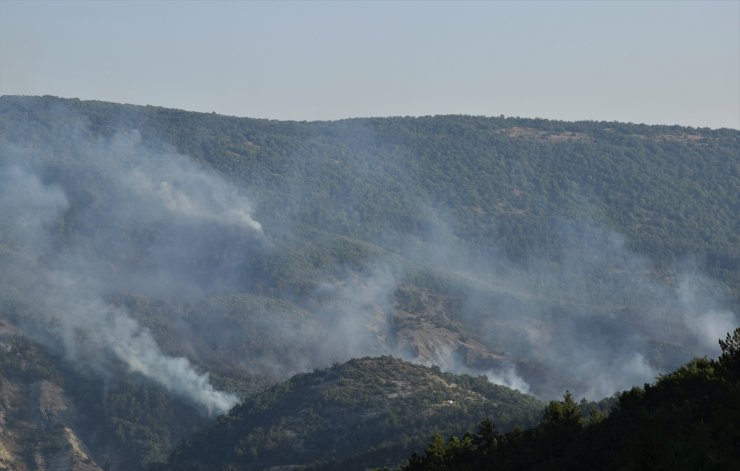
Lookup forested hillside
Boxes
[0,318,207,470]
[3,96,737,286]
[0,95,737,469]
[400,328,740,470]
[162,356,543,470]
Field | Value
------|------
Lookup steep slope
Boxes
[163,356,543,470]
[0,318,207,470]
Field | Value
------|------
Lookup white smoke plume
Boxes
[0,128,262,415]
[126,163,262,233]
[2,104,736,410]
[396,218,739,399]
[247,121,739,400]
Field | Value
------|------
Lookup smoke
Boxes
[415,338,532,393]
[1,102,736,411]
[393,218,738,399]
[484,365,532,394]
[179,265,401,384]
[313,265,399,358]
[236,120,738,401]
[0,127,263,415]
[125,158,262,233]
[41,271,238,415]
[0,165,68,250]
[676,273,738,352]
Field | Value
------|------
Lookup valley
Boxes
[0,95,737,469]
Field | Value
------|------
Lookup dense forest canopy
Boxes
[163,356,545,471]
[0,95,737,470]
[399,327,740,471]
[2,96,738,287]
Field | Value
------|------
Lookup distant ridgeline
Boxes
[0,96,738,471]
[1,95,738,298]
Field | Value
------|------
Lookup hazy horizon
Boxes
[1,1,738,129]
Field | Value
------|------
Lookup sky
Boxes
[1,1,738,129]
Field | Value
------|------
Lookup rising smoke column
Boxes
[3,107,735,409]
[0,127,263,415]
[424,219,739,399]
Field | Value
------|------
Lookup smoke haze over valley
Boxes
[0,96,738,469]
[0,2,737,468]
[1,97,737,405]
[0,129,261,414]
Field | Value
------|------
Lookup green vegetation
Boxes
[0,326,207,470]
[0,96,738,469]
[400,328,740,470]
[161,356,543,470]
[1,95,738,299]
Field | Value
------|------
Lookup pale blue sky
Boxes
[1,1,738,128]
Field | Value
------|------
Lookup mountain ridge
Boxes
[0,95,737,469]
[4,94,737,130]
